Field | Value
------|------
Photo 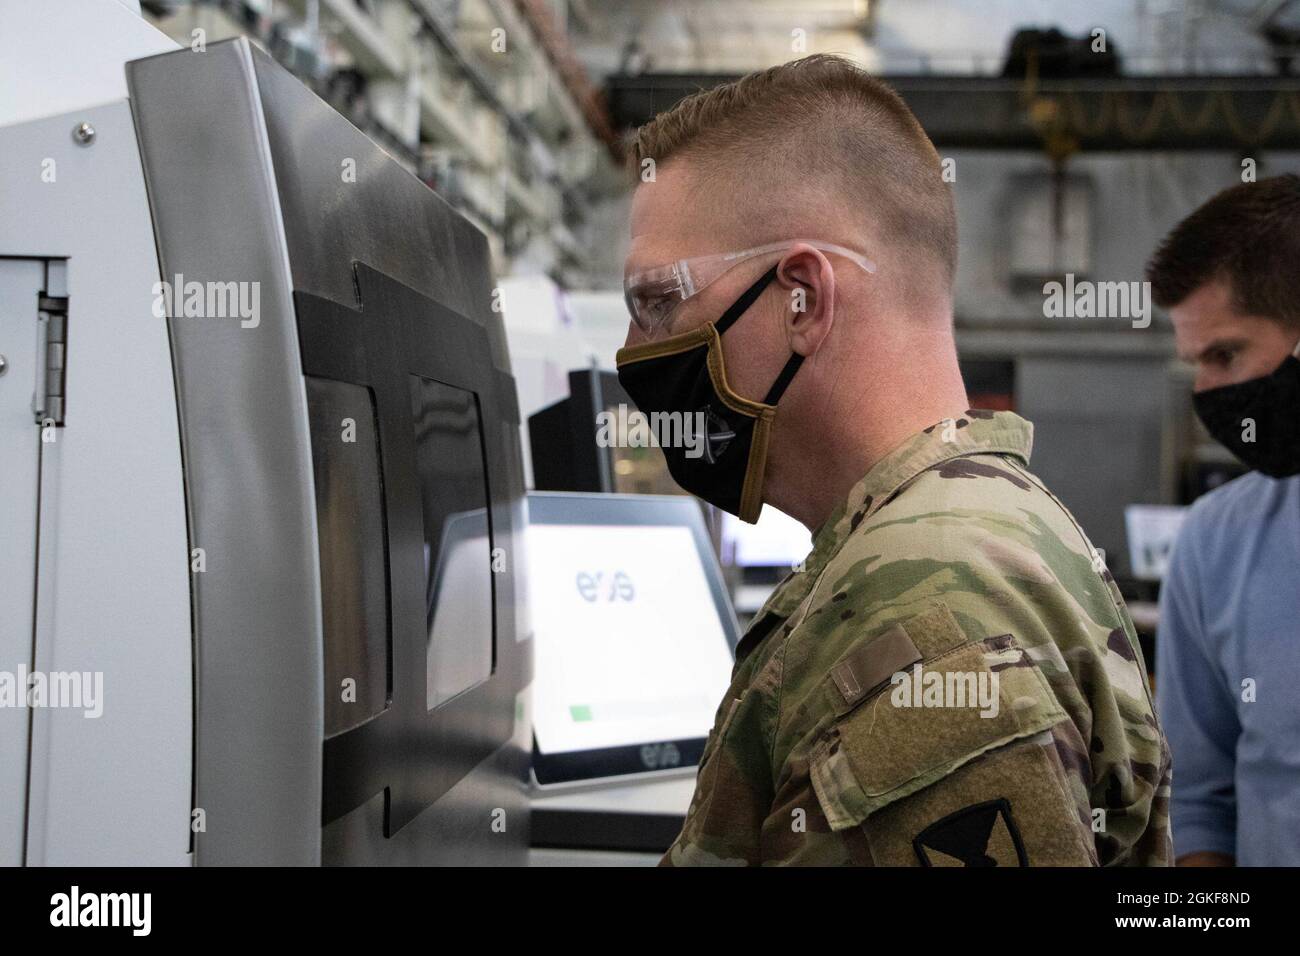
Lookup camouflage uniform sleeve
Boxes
[783,454,1174,867]
[805,603,1102,866]
[659,644,784,866]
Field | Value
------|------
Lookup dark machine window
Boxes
[306,376,391,738]
[408,375,494,710]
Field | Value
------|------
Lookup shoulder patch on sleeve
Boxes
[913,798,1028,867]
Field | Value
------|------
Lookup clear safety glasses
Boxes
[623,239,878,337]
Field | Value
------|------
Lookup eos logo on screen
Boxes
[639,741,681,769]
[575,570,635,603]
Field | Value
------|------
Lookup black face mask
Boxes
[1193,348,1300,479]
[615,266,802,522]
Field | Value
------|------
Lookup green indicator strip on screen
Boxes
[569,704,593,722]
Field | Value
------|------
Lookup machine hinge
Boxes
[33,293,69,426]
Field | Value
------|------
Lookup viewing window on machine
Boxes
[409,375,494,710]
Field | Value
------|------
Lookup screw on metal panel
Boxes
[0,354,7,376]
[73,122,95,146]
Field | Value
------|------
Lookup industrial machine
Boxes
[0,3,530,865]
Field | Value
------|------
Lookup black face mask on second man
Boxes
[615,265,803,523]
[1193,337,1300,479]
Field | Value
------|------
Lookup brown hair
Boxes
[1146,173,1300,328]
[631,54,958,290]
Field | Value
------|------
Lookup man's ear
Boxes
[777,246,836,357]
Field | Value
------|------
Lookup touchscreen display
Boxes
[527,523,733,755]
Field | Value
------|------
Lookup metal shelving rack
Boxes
[141,0,624,286]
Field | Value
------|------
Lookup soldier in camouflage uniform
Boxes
[662,410,1171,866]
[614,55,1173,866]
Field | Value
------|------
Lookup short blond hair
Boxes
[632,54,957,289]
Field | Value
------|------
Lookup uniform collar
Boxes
[746,410,1033,629]
[818,409,1034,552]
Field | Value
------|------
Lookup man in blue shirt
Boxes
[1147,174,1300,866]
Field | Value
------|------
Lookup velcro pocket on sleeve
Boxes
[810,602,1069,832]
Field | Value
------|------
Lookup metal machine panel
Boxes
[0,257,45,867]
[127,41,324,866]
[127,38,531,865]
[0,99,192,865]
[0,0,176,128]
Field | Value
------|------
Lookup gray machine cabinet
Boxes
[127,38,531,865]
